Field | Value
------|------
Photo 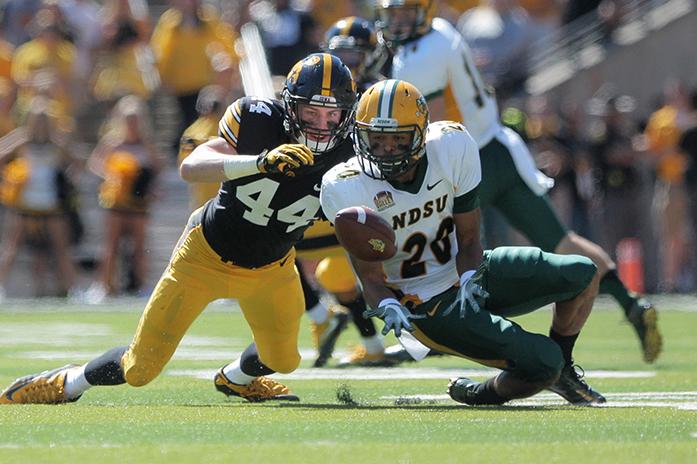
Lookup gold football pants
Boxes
[121,211,304,386]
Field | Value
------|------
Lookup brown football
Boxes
[334,206,397,262]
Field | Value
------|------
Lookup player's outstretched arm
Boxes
[180,137,258,183]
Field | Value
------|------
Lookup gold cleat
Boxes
[628,299,663,363]
[1,364,80,405]
[214,369,299,402]
[336,346,396,368]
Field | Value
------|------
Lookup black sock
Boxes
[470,378,508,405]
[297,261,320,311]
[599,270,637,316]
[549,330,580,366]
[84,346,128,385]
[342,295,377,337]
[239,343,275,378]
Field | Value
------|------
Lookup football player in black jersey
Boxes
[0,53,358,405]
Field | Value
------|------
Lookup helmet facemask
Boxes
[283,92,355,154]
[355,122,425,180]
[354,79,429,180]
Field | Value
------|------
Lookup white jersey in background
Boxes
[320,121,481,302]
[390,18,500,148]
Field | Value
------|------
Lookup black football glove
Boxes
[257,143,314,176]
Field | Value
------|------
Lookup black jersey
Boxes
[202,96,354,268]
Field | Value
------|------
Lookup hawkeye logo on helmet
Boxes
[369,117,398,127]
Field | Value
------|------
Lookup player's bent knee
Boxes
[560,256,597,294]
[124,364,162,387]
[514,335,563,385]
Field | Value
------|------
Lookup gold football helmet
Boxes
[354,79,429,180]
[375,0,435,45]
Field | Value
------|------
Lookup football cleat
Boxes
[214,370,299,402]
[627,298,662,363]
[383,344,416,365]
[336,346,395,368]
[0,364,81,405]
[311,306,350,367]
[447,377,480,405]
[548,364,606,405]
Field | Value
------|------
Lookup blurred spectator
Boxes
[151,0,238,150]
[518,0,562,40]
[37,0,76,43]
[644,79,692,292]
[309,0,361,32]
[177,84,227,211]
[11,9,77,122]
[562,0,623,46]
[457,0,536,100]
[677,89,697,288]
[57,0,103,84]
[249,0,317,76]
[525,97,594,239]
[85,95,163,301]
[586,94,646,259]
[0,33,14,113]
[0,0,42,47]
[0,96,78,300]
[91,0,157,104]
[562,0,601,23]
[0,78,15,134]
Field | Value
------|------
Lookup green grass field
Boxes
[0,297,695,463]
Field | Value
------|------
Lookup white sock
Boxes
[63,364,92,400]
[362,335,384,355]
[222,358,256,385]
[306,302,329,324]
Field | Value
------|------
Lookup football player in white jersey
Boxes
[375,0,661,363]
[320,80,606,405]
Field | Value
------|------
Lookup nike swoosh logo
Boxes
[3,379,29,402]
[279,256,290,267]
[426,179,443,191]
[426,301,442,317]
[313,184,321,192]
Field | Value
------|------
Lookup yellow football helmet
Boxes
[375,0,435,45]
[354,79,429,180]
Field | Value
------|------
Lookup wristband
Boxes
[459,270,476,286]
[223,155,260,180]
[378,297,401,308]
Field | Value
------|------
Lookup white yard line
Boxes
[167,367,656,381]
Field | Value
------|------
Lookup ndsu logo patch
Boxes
[373,190,395,211]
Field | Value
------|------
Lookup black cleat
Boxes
[627,298,662,363]
[447,377,480,405]
[549,364,606,405]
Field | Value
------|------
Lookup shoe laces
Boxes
[20,378,65,403]
[568,364,591,387]
[247,377,289,397]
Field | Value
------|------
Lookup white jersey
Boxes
[390,18,500,148]
[321,121,481,302]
